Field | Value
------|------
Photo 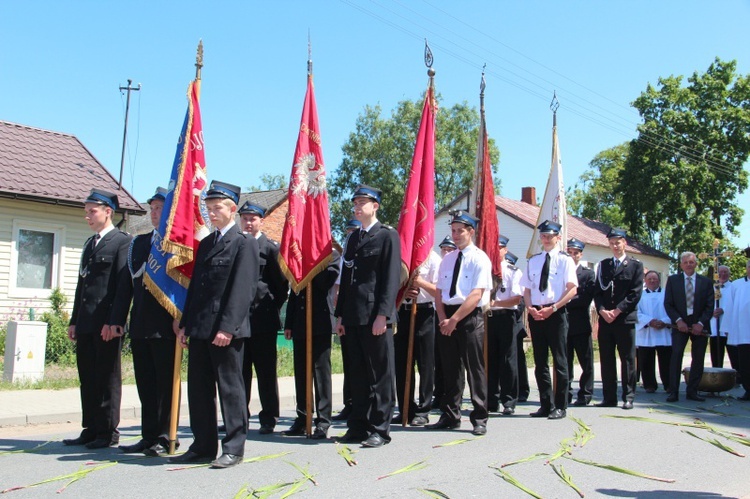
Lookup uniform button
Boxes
[353,279,357,283]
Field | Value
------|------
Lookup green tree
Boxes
[247,173,287,192]
[619,58,750,257]
[329,95,500,233]
[567,143,628,228]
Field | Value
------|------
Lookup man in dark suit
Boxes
[282,250,340,439]
[565,238,596,406]
[118,187,179,455]
[239,202,289,435]
[593,228,643,410]
[664,251,714,402]
[334,185,401,448]
[64,189,132,449]
[169,181,259,469]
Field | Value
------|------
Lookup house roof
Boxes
[438,190,669,260]
[0,120,144,213]
[238,188,287,212]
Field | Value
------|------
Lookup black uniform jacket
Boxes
[285,250,340,339]
[593,255,643,324]
[180,224,259,340]
[664,272,715,331]
[250,233,289,333]
[334,222,401,326]
[70,228,132,334]
[567,265,596,336]
[126,231,175,339]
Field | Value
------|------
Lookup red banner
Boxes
[475,118,502,279]
[144,80,210,318]
[397,85,436,303]
[279,75,333,293]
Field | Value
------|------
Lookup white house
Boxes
[435,187,671,279]
[0,120,144,322]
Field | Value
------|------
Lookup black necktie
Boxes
[613,258,620,270]
[449,251,463,297]
[214,231,221,246]
[539,252,550,292]
[89,234,100,253]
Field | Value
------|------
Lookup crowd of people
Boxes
[62,182,750,469]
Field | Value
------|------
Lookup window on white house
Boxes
[10,221,63,297]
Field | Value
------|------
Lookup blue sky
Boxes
[2,1,749,247]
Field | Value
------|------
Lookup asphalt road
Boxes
[1,392,749,498]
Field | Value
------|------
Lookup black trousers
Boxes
[187,338,247,457]
[243,329,280,427]
[528,309,568,411]
[517,326,530,401]
[76,332,122,439]
[438,307,488,426]
[727,344,743,385]
[131,337,177,445]
[487,311,518,410]
[395,305,435,419]
[567,333,594,403]
[734,344,750,393]
[669,329,708,395]
[637,345,672,392]
[598,321,636,404]
[338,334,352,409]
[710,335,728,368]
[344,324,395,440]
[292,334,332,429]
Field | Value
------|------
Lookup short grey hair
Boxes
[680,251,697,262]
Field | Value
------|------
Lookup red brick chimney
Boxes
[521,187,537,206]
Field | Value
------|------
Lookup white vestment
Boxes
[636,290,672,347]
[726,277,750,346]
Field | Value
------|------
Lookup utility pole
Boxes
[118,79,141,190]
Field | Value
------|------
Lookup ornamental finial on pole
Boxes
[550,91,560,127]
[195,40,204,80]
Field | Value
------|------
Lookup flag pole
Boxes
[304,36,314,438]
[167,40,203,455]
[478,69,490,375]
[402,44,435,427]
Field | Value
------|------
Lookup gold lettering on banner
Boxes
[300,123,321,146]
[286,213,297,227]
[147,253,163,273]
[290,241,303,262]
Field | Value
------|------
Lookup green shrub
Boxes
[40,288,76,366]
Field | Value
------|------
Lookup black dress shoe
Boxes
[572,399,588,407]
[686,392,706,402]
[143,443,168,457]
[331,405,352,421]
[391,414,403,424]
[62,432,95,446]
[410,415,429,426]
[361,433,389,448]
[487,405,500,413]
[258,424,274,435]
[529,408,550,418]
[118,439,153,453]
[594,401,618,408]
[666,393,679,402]
[86,436,119,449]
[168,450,214,464]
[502,407,515,416]
[211,453,242,468]
[431,397,441,410]
[336,430,369,443]
[281,421,305,436]
[425,415,461,430]
[622,401,634,410]
[548,409,566,420]
[311,427,328,440]
[472,424,487,436]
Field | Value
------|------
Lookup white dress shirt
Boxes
[437,243,493,307]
